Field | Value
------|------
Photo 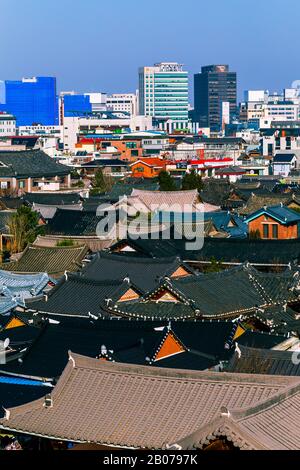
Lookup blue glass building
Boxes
[0,77,58,126]
[63,94,92,117]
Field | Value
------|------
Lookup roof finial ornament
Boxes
[167,320,172,331]
[44,394,53,408]
[123,276,130,284]
[88,312,98,320]
[64,271,68,281]
[68,351,76,368]
[220,406,231,418]
[165,443,182,450]
[235,342,242,359]
[3,407,10,421]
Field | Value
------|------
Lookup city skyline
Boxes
[1,0,300,100]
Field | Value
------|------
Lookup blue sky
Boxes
[1,0,299,101]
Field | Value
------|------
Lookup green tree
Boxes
[7,206,41,253]
[158,170,177,191]
[205,257,223,273]
[182,169,203,191]
[56,239,75,247]
[249,229,261,239]
[90,168,114,195]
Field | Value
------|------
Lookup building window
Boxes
[263,224,269,239]
[272,224,278,239]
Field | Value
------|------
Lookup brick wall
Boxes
[249,214,298,239]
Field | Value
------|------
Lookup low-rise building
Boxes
[272,153,297,177]
[0,113,16,136]
[130,158,169,178]
[245,205,300,239]
[0,150,71,193]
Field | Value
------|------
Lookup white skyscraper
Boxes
[138,62,189,132]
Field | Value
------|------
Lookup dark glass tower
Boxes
[194,65,237,131]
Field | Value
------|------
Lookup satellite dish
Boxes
[3,338,9,349]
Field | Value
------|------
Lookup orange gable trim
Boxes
[154,332,186,362]
[5,317,26,330]
[118,288,140,302]
[233,324,246,341]
[170,266,191,278]
[153,290,180,303]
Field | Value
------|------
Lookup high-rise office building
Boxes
[139,62,189,131]
[194,65,237,131]
[0,77,58,126]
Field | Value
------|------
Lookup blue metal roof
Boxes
[245,205,300,225]
[0,375,53,387]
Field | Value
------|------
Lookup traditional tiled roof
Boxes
[0,270,49,303]
[204,211,248,238]
[0,324,42,356]
[110,236,191,259]
[46,209,107,236]
[0,319,235,378]
[226,344,300,376]
[244,305,300,335]
[108,302,198,320]
[108,179,159,200]
[1,317,289,380]
[0,150,70,178]
[23,192,82,206]
[138,264,300,319]
[190,238,300,265]
[0,297,18,315]
[0,197,23,210]
[0,353,298,449]
[0,379,53,411]
[80,252,193,293]
[239,194,297,216]
[172,381,300,450]
[237,329,290,350]
[110,234,300,266]
[130,189,201,211]
[1,245,89,277]
[199,180,231,207]
[32,203,83,220]
[26,274,141,317]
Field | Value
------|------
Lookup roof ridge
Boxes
[98,251,179,265]
[230,379,300,422]
[68,352,299,384]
